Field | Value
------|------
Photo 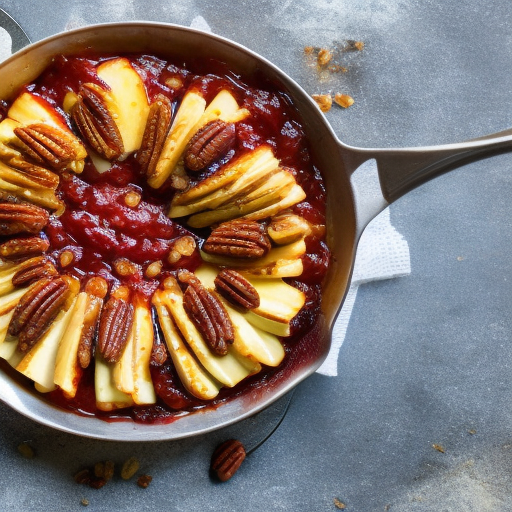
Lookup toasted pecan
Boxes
[179,270,234,356]
[0,201,49,236]
[184,120,235,171]
[0,236,49,261]
[214,269,260,309]
[202,219,271,259]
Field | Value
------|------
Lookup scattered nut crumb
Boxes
[113,258,138,277]
[17,442,35,459]
[334,497,346,509]
[312,94,333,113]
[384,505,391,511]
[81,498,89,507]
[59,250,74,267]
[124,191,141,208]
[137,474,153,488]
[304,46,315,55]
[317,48,333,66]
[432,444,445,453]
[74,468,92,485]
[468,429,477,435]
[165,76,183,90]
[94,462,105,478]
[327,64,348,73]
[121,457,140,480]
[334,93,354,109]
[145,260,163,278]
[354,41,365,51]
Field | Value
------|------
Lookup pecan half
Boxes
[14,123,84,171]
[214,269,260,309]
[210,439,246,482]
[6,157,60,190]
[202,220,271,259]
[179,270,234,356]
[136,95,172,177]
[0,201,49,236]
[11,256,58,287]
[71,83,124,160]
[184,120,235,171]
[0,236,49,261]
[97,296,134,363]
[9,277,69,352]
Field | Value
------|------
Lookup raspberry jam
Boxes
[2,54,330,423]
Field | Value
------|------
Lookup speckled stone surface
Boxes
[0,1,511,511]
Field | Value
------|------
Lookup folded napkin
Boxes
[0,16,411,377]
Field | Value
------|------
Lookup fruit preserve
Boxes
[0,53,329,423]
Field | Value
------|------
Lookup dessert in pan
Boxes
[0,53,330,422]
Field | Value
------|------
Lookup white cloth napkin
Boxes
[0,15,411,377]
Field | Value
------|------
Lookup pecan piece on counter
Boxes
[14,123,85,171]
[184,120,236,171]
[71,83,124,160]
[136,95,172,177]
[0,236,49,261]
[0,201,49,236]
[77,276,108,369]
[11,256,58,287]
[210,439,246,482]
[179,270,234,356]
[202,220,271,259]
[97,291,134,363]
[9,276,69,352]
[214,269,260,310]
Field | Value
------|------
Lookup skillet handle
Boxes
[342,130,512,227]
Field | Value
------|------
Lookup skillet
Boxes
[0,22,511,440]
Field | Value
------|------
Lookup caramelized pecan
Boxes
[97,295,134,363]
[71,83,124,160]
[9,276,69,352]
[214,269,260,309]
[179,270,234,356]
[184,120,235,171]
[6,157,60,189]
[0,201,49,236]
[150,306,168,366]
[136,95,172,177]
[0,236,49,261]
[202,220,271,259]
[210,439,246,482]
[11,256,58,287]
[14,123,83,171]
[77,276,108,369]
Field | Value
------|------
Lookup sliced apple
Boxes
[159,277,260,387]
[268,212,311,245]
[153,290,221,400]
[8,92,67,130]
[0,175,63,211]
[53,292,88,398]
[97,57,150,155]
[113,326,135,395]
[187,170,296,228]
[148,91,206,189]
[0,118,21,146]
[240,257,304,278]
[169,146,279,216]
[15,297,77,392]
[246,278,306,336]
[201,238,306,269]
[95,351,134,411]
[222,301,284,367]
[131,302,156,405]
[0,287,29,316]
[194,264,304,337]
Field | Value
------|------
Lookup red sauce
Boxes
[12,54,330,423]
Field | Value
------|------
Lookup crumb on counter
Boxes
[312,94,333,113]
[334,93,354,109]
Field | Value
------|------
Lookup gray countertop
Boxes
[0,1,512,511]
